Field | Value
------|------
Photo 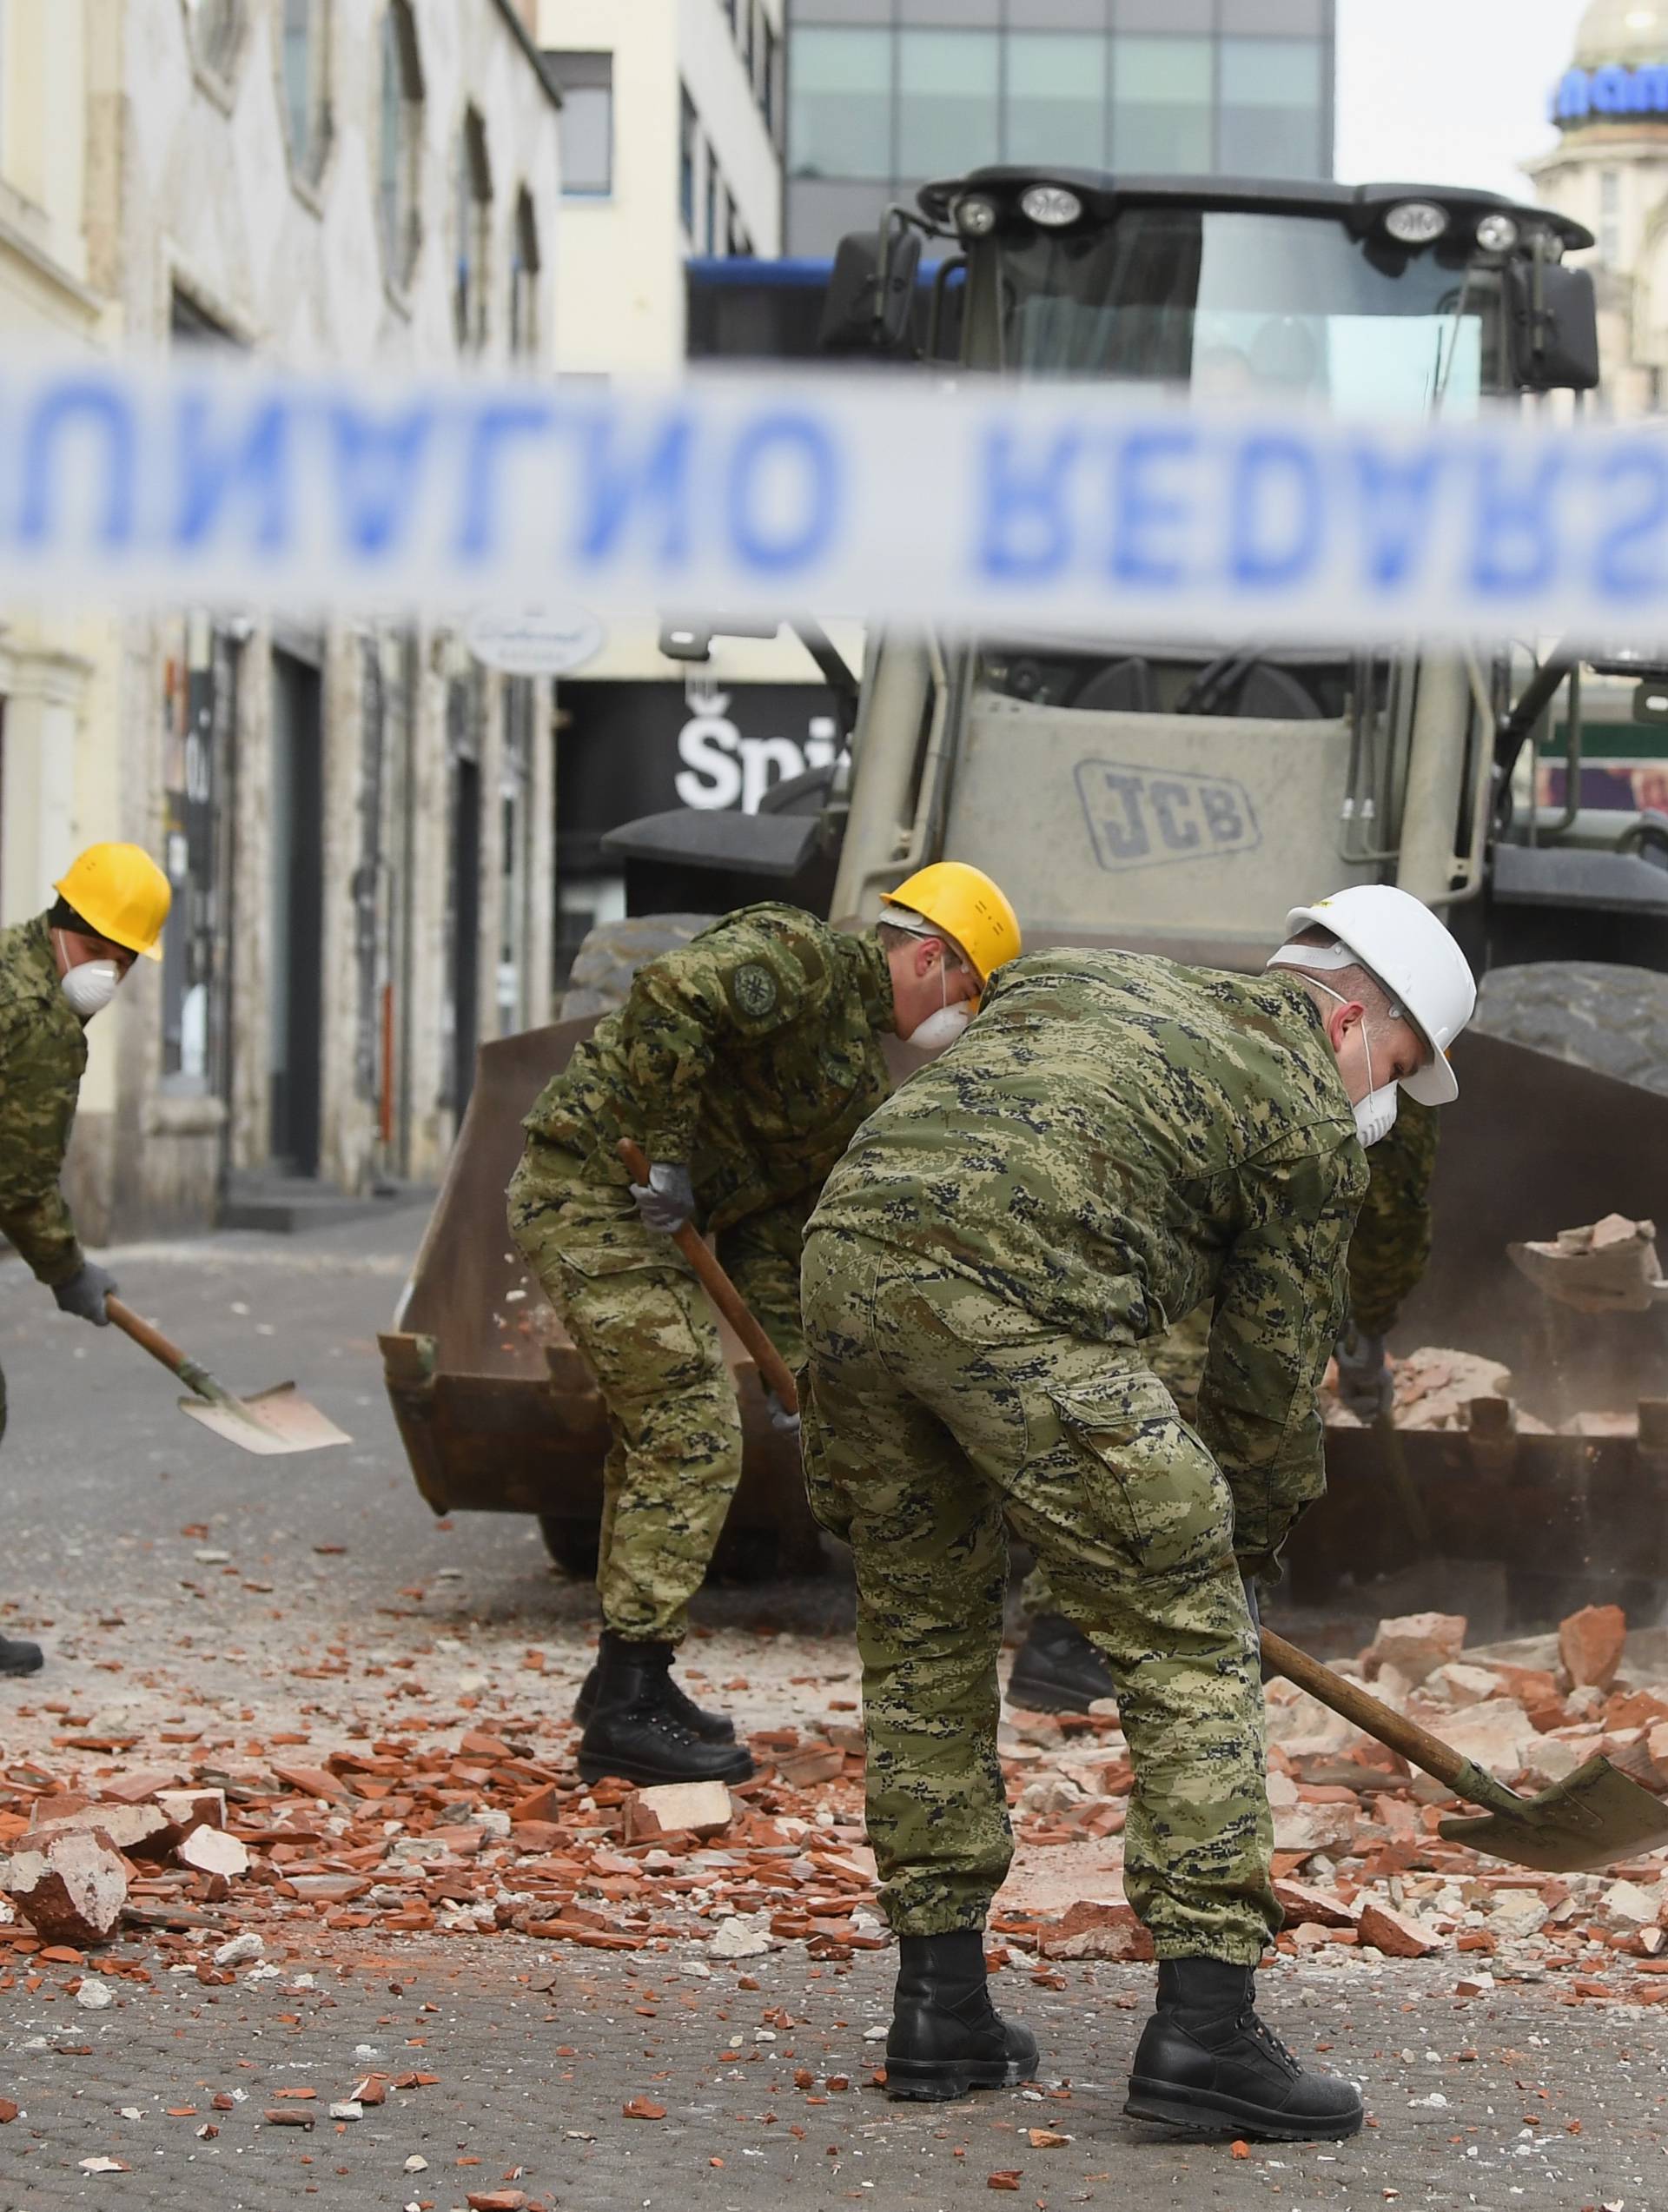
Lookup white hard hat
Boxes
[1279,885,1478,1106]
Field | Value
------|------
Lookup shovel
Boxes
[107,1295,353,1457]
[614,1139,798,1417]
[1261,1624,1668,1874]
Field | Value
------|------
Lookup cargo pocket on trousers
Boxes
[1045,1374,1233,1580]
[553,1239,708,1387]
[798,1395,853,1544]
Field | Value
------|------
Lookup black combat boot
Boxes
[1007,1614,1115,1714]
[884,1931,1041,2101]
[573,1659,735,1742]
[0,1633,43,1678]
[577,1632,754,1787]
[1124,1958,1364,2141]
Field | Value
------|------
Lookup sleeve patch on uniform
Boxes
[731,962,779,1019]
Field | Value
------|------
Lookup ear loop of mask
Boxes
[1291,973,1402,1148]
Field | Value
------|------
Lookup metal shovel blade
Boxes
[1438,1752,1668,1874]
[179,1382,352,1457]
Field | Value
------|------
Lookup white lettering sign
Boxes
[672,690,841,812]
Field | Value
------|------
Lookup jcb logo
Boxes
[1074,760,1261,874]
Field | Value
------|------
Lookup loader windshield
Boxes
[988,206,1497,419]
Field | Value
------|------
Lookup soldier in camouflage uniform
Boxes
[0,845,172,1677]
[801,888,1475,2133]
[1010,1103,1439,1710]
[509,865,1021,1788]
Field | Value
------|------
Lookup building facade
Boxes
[532,0,818,987]
[784,0,1337,256]
[0,0,562,1246]
[539,0,784,373]
[1525,0,1668,416]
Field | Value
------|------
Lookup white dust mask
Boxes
[904,957,972,1056]
[56,935,121,1019]
[906,1003,971,1054]
[1352,1072,1400,1149]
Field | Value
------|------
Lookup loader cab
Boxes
[910,169,1595,405]
[608,172,1612,968]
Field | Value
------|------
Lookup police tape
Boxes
[4,352,1667,644]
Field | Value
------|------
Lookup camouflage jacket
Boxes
[1346,1096,1437,1335]
[810,949,1369,1552]
[525,904,896,1236]
[0,913,88,1286]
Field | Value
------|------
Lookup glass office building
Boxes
[785,0,1335,255]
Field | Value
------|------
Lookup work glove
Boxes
[1334,1326,1393,1421]
[629,1161,695,1235]
[765,1389,802,1437]
[53,1260,117,1328]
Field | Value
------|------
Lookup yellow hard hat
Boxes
[54,843,172,962]
[883,861,1022,986]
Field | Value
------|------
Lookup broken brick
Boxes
[1559,1605,1628,1693]
[1357,1900,1440,1959]
[3,1830,128,1947]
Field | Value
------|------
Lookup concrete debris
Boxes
[709,1915,773,1960]
[2,1829,129,1947]
[1425,1661,1509,1710]
[75,1976,115,2010]
[1439,1698,1539,1783]
[213,1931,265,1967]
[176,1825,250,1878]
[1363,1613,1469,1688]
[1602,1879,1662,1926]
[23,1801,174,1859]
[1273,1801,1360,1858]
[623,1781,735,1841]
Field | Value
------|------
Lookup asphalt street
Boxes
[3,1210,1668,2209]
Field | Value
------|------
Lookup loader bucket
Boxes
[379,1018,825,1573]
[1287,1027,1668,1624]
[381,1004,1668,1617]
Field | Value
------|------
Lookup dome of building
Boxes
[1576,1,1668,67]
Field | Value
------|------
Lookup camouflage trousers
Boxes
[1018,1304,1211,1619]
[508,1142,803,1645]
[801,1229,1275,1964]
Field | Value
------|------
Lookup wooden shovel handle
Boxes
[616,1138,799,1416]
[107,1295,187,1377]
[1260,1624,1512,1810]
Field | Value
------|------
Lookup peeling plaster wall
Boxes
[81,0,562,1231]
